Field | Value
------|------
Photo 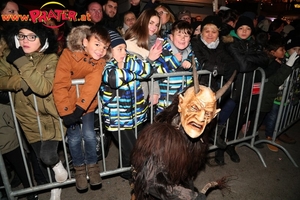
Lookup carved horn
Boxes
[215,70,237,100]
[192,56,200,94]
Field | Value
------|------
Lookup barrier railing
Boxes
[253,68,299,167]
[0,68,299,199]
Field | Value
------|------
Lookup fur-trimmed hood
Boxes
[67,25,91,52]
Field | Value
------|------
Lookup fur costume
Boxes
[130,63,236,199]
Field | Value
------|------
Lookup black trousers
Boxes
[31,140,59,183]
[1,147,32,188]
[111,123,146,167]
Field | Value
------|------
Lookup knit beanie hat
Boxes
[108,30,126,48]
[235,16,254,33]
[285,34,300,50]
[200,15,222,31]
[177,10,191,20]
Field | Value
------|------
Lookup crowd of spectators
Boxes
[1,0,300,199]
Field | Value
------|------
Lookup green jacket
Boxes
[0,50,65,143]
[0,103,19,154]
[260,59,292,112]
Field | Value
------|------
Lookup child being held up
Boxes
[153,20,199,113]
[100,30,152,180]
[53,25,110,190]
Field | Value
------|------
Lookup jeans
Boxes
[67,112,97,166]
[264,104,280,138]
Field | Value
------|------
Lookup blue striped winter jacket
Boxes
[153,38,200,113]
[100,54,151,131]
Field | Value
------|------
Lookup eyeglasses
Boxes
[16,34,38,41]
[181,17,191,21]
[158,11,168,16]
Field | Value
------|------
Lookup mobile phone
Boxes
[155,38,164,46]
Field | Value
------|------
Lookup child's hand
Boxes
[174,53,182,62]
[6,47,25,65]
[149,94,159,105]
[148,44,162,61]
[182,60,191,69]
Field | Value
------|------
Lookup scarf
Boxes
[167,37,191,60]
[200,36,220,49]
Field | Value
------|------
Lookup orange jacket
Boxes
[53,48,105,117]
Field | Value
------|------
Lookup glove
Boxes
[23,88,33,96]
[286,52,299,67]
[62,106,85,127]
[0,91,10,104]
[6,47,25,64]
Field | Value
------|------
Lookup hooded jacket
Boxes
[53,26,106,118]
[100,54,151,131]
[0,46,63,143]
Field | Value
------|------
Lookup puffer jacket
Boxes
[53,26,106,117]
[153,37,200,113]
[100,53,151,131]
[224,31,269,102]
[0,50,63,143]
[191,34,238,90]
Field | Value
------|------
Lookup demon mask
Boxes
[178,58,236,138]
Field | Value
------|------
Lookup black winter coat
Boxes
[225,36,269,103]
[191,35,238,91]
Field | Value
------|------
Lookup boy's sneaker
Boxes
[266,137,280,152]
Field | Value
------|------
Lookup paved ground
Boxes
[30,121,300,200]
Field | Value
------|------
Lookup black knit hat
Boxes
[285,35,300,50]
[235,16,254,33]
[108,30,125,48]
[200,15,222,31]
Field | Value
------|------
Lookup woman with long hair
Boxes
[124,8,162,106]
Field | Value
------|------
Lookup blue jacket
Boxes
[100,53,151,131]
[153,37,199,113]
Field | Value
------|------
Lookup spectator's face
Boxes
[236,25,252,39]
[156,7,169,25]
[170,29,190,50]
[201,24,219,44]
[104,0,117,18]
[112,44,126,64]
[83,35,109,60]
[272,46,286,60]
[124,13,136,28]
[1,1,19,15]
[18,29,41,54]
[130,0,140,6]
[87,2,103,23]
[288,47,300,56]
[180,15,191,24]
[148,16,160,36]
[196,16,202,21]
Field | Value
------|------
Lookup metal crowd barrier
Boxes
[1,68,299,199]
[252,68,300,167]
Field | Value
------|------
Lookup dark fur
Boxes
[131,94,209,199]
